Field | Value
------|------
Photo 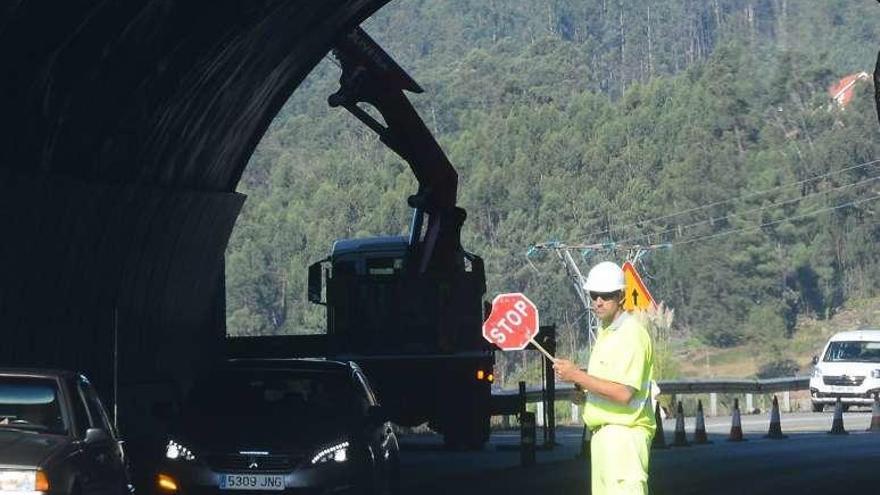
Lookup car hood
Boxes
[172,417,356,454]
[0,429,71,468]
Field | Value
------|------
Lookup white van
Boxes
[809,329,880,412]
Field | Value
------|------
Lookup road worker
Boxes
[553,261,655,495]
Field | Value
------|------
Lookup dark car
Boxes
[0,369,131,495]
[155,359,400,495]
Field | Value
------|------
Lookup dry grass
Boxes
[675,296,880,378]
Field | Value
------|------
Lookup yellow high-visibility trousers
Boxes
[590,424,652,495]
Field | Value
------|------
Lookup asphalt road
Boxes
[398,411,880,495]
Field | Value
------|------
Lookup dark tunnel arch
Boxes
[0,0,390,441]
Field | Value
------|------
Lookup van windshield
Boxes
[823,341,880,363]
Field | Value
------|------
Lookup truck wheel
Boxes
[443,433,485,450]
[465,437,486,451]
[442,431,466,450]
[811,401,824,412]
[470,413,490,450]
[442,414,489,450]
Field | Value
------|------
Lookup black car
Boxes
[155,359,400,495]
[0,369,131,495]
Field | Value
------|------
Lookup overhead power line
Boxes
[527,180,880,260]
[584,157,880,242]
[670,192,880,247]
[616,173,880,245]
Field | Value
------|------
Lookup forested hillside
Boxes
[226,0,880,379]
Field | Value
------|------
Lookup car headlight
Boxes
[0,469,50,493]
[310,441,349,465]
[165,440,196,461]
[871,369,880,379]
[811,367,823,378]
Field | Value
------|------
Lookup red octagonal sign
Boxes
[482,293,540,350]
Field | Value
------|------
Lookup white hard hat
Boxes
[583,261,625,292]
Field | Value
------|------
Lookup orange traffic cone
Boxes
[693,399,711,444]
[727,398,745,442]
[672,401,690,447]
[765,395,787,439]
[827,397,848,435]
[867,394,880,433]
[652,401,668,449]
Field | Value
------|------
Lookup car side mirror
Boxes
[812,355,819,365]
[367,405,387,424]
[84,428,110,444]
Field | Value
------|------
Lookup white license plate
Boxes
[829,386,851,393]
[219,474,285,491]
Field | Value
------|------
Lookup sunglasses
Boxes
[589,291,621,301]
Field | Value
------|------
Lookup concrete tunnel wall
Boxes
[0,0,390,442]
[0,170,243,437]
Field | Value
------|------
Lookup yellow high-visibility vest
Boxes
[583,312,656,433]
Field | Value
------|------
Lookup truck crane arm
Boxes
[329,27,467,274]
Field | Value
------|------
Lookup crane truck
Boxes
[230,27,493,448]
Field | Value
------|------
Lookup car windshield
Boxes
[823,341,880,363]
[182,369,359,422]
[0,376,67,435]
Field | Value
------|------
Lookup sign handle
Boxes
[529,338,556,363]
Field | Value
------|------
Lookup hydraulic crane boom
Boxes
[329,27,467,274]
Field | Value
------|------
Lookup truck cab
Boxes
[310,236,489,355]
[809,329,880,411]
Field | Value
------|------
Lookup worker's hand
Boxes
[552,358,581,384]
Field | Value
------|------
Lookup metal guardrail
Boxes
[653,376,810,394]
[494,376,811,404]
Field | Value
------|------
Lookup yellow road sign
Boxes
[621,261,655,312]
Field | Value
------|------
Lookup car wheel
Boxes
[811,402,824,412]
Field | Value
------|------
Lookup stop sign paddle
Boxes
[482,293,555,361]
